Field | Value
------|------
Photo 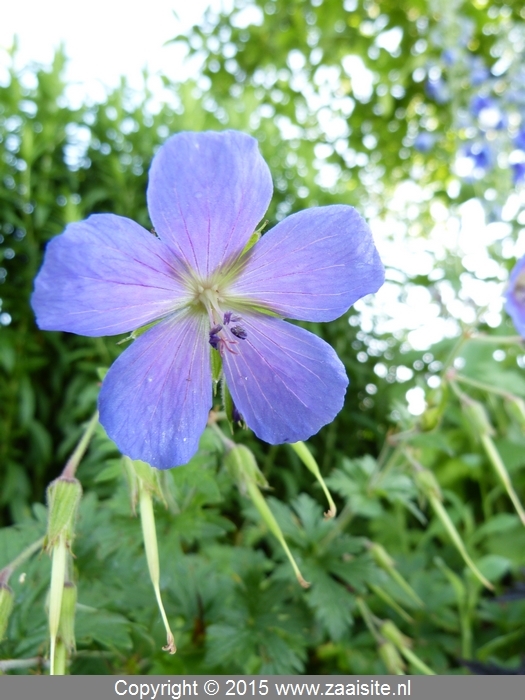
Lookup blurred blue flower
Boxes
[471,95,505,130]
[514,128,525,151]
[468,56,490,86]
[505,256,525,336]
[470,95,493,116]
[414,132,436,153]
[441,49,459,66]
[464,142,493,170]
[31,131,384,469]
[425,77,450,104]
[511,161,525,185]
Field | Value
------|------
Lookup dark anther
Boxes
[232,404,244,424]
[209,324,223,349]
[230,325,247,340]
[224,311,242,325]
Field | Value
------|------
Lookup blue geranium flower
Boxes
[512,162,525,185]
[506,256,525,335]
[414,132,436,153]
[464,142,493,170]
[514,128,525,151]
[32,131,384,469]
[425,76,450,104]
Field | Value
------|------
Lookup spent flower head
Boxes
[32,131,384,469]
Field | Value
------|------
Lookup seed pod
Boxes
[58,582,77,653]
[0,583,14,640]
[46,477,82,549]
[461,396,494,439]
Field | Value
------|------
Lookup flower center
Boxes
[195,283,224,323]
[209,311,248,355]
[187,277,248,354]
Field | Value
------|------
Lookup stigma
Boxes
[209,311,248,354]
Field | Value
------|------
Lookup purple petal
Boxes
[99,311,212,468]
[230,205,384,321]
[221,314,348,444]
[32,214,189,336]
[147,131,273,278]
[505,256,525,337]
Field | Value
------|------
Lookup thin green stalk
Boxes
[62,411,99,479]
[480,434,525,526]
[139,487,176,654]
[0,537,44,586]
[441,331,470,375]
[290,442,337,518]
[245,481,309,588]
[454,373,513,399]
[0,657,48,672]
[355,597,382,644]
[469,334,523,345]
[369,584,414,624]
[399,646,436,675]
[429,496,493,591]
[48,537,67,675]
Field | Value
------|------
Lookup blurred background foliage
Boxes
[2,0,525,676]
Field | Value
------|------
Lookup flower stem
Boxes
[245,480,310,588]
[398,646,436,675]
[453,373,513,399]
[290,442,337,518]
[139,486,176,654]
[369,583,414,624]
[469,334,524,345]
[48,536,67,675]
[0,536,44,586]
[429,495,493,591]
[480,434,525,527]
[61,410,99,480]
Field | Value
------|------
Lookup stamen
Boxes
[231,325,247,340]
[224,311,242,325]
[232,404,244,424]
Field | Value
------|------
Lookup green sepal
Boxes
[240,219,267,255]
[211,349,223,396]
[96,367,109,381]
[124,457,165,506]
[221,379,235,433]
[242,304,281,318]
[116,319,161,346]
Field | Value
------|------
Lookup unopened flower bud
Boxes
[46,477,82,549]
[414,469,442,500]
[380,620,412,650]
[378,640,406,674]
[367,542,424,608]
[461,396,494,439]
[58,582,77,653]
[0,583,14,640]
[226,445,308,588]
[419,387,447,431]
[225,444,268,490]
[504,396,525,430]
[369,542,395,570]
